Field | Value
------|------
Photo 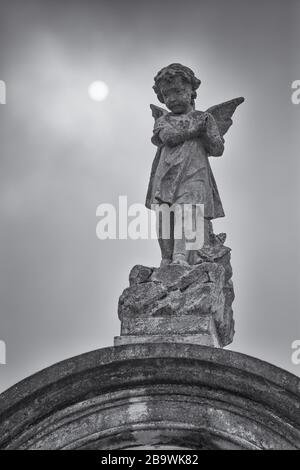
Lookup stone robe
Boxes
[145,110,225,220]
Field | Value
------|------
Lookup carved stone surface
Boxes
[116,238,234,348]
[146,63,244,266]
[115,64,241,347]
[0,344,299,450]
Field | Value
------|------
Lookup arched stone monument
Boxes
[0,344,299,450]
[1,64,299,450]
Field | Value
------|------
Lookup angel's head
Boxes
[153,63,201,114]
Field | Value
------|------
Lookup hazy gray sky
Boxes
[0,0,299,392]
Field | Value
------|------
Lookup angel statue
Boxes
[145,63,244,267]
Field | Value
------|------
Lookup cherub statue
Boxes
[145,63,244,267]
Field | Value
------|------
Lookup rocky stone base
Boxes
[116,238,235,348]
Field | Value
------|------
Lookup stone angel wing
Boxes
[150,104,168,147]
[145,105,168,209]
[206,97,245,139]
[150,104,168,121]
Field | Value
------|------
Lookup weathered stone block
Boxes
[1,344,299,450]
[116,248,235,347]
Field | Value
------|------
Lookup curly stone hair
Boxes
[153,63,201,106]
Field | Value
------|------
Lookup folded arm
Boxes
[151,112,224,155]
[152,119,200,148]
[158,127,199,147]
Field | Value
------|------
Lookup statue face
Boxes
[160,76,193,114]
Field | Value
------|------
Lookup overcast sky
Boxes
[0,0,299,392]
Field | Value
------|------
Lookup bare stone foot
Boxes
[160,258,172,268]
[172,254,189,266]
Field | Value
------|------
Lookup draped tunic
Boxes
[145,110,225,220]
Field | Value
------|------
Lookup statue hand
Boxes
[196,112,209,133]
[185,113,208,139]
